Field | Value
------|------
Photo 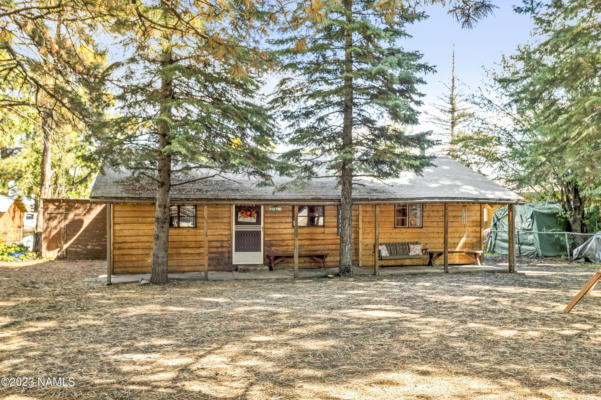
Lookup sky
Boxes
[405,2,535,132]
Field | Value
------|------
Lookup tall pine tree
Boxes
[495,0,601,234]
[272,1,438,276]
[430,47,474,145]
[90,1,277,283]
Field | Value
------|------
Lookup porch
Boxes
[104,201,518,284]
[90,263,509,284]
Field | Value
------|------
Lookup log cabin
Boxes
[0,196,26,244]
[90,156,523,276]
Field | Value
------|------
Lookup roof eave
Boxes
[90,196,524,205]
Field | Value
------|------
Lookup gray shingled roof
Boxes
[90,156,523,204]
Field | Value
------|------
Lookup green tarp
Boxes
[488,203,568,257]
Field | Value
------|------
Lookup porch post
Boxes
[293,205,299,278]
[358,205,362,267]
[106,203,112,285]
[508,203,516,273]
[204,205,209,281]
[443,203,449,273]
[374,204,380,276]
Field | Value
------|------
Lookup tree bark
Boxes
[450,47,457,140]
[339,0,354,276]
[561,179,586,246]
[150,44,174,284]
[33,107,53,255]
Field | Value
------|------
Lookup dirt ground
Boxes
[1,258,601,399]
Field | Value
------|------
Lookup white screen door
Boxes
[232,205,263,264]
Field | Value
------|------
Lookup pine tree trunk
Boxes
[339,0,354,276]
[450,47,456,140]
[561,180,586,246]
[150,140,171,284]
[33,108,53,255]
[150,45,173,284]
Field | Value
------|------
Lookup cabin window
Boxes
[394,204,422,228]
[169,205,196,228]
[295,205,325,227]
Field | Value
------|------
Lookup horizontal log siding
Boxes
[112,204,232,274]
[263,205,359,269]
[111,202,482,273]
[359,203,482,267]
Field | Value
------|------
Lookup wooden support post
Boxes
[565,269,601,313]
[443,203,449,273]
[293,205,299,278]
[374,204,380,276]
[508,203,516,273]
[479,204,484,250]
[203,205,209,281]
[358,205,362,267]
[106,203,112,285]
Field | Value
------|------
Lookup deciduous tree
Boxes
[0,1,106,250]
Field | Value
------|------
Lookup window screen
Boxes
[296,205,325,227]
[395,204,422,228]
[169,205,196,228]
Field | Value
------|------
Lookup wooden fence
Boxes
[0,229,23,244]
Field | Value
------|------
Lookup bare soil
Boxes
[1,258,601,399]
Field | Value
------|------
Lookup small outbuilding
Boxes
[90,156,523,275]
[0,196,26,244]
[42,199,107,259]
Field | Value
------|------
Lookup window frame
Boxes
[169,205,197,228]
[293,205,325,227]
[394,203,423,228]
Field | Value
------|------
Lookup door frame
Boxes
[232,205,264,264]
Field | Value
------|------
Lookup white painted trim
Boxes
[232,205,264,265]
[231,205,235,263]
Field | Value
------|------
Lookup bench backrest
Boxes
[382,242,420,256]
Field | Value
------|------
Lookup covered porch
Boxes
[92,262,509,285]
[367,202,518,277]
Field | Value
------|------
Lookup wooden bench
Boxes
[265,253,328,271]
[378,242,429,262]
[427,250,483,266]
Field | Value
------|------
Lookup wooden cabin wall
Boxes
[111,204,232,274]
[0,202,24,243]
[359,203,482,267]
[111,202,482,274]
[263,205,359,268]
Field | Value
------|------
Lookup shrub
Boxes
[0,241,38,261]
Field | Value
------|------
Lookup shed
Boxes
[42,199,107,259]
[90,156,523,276]
[0,196,26,244]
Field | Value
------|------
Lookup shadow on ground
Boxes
[1,258,600,399]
